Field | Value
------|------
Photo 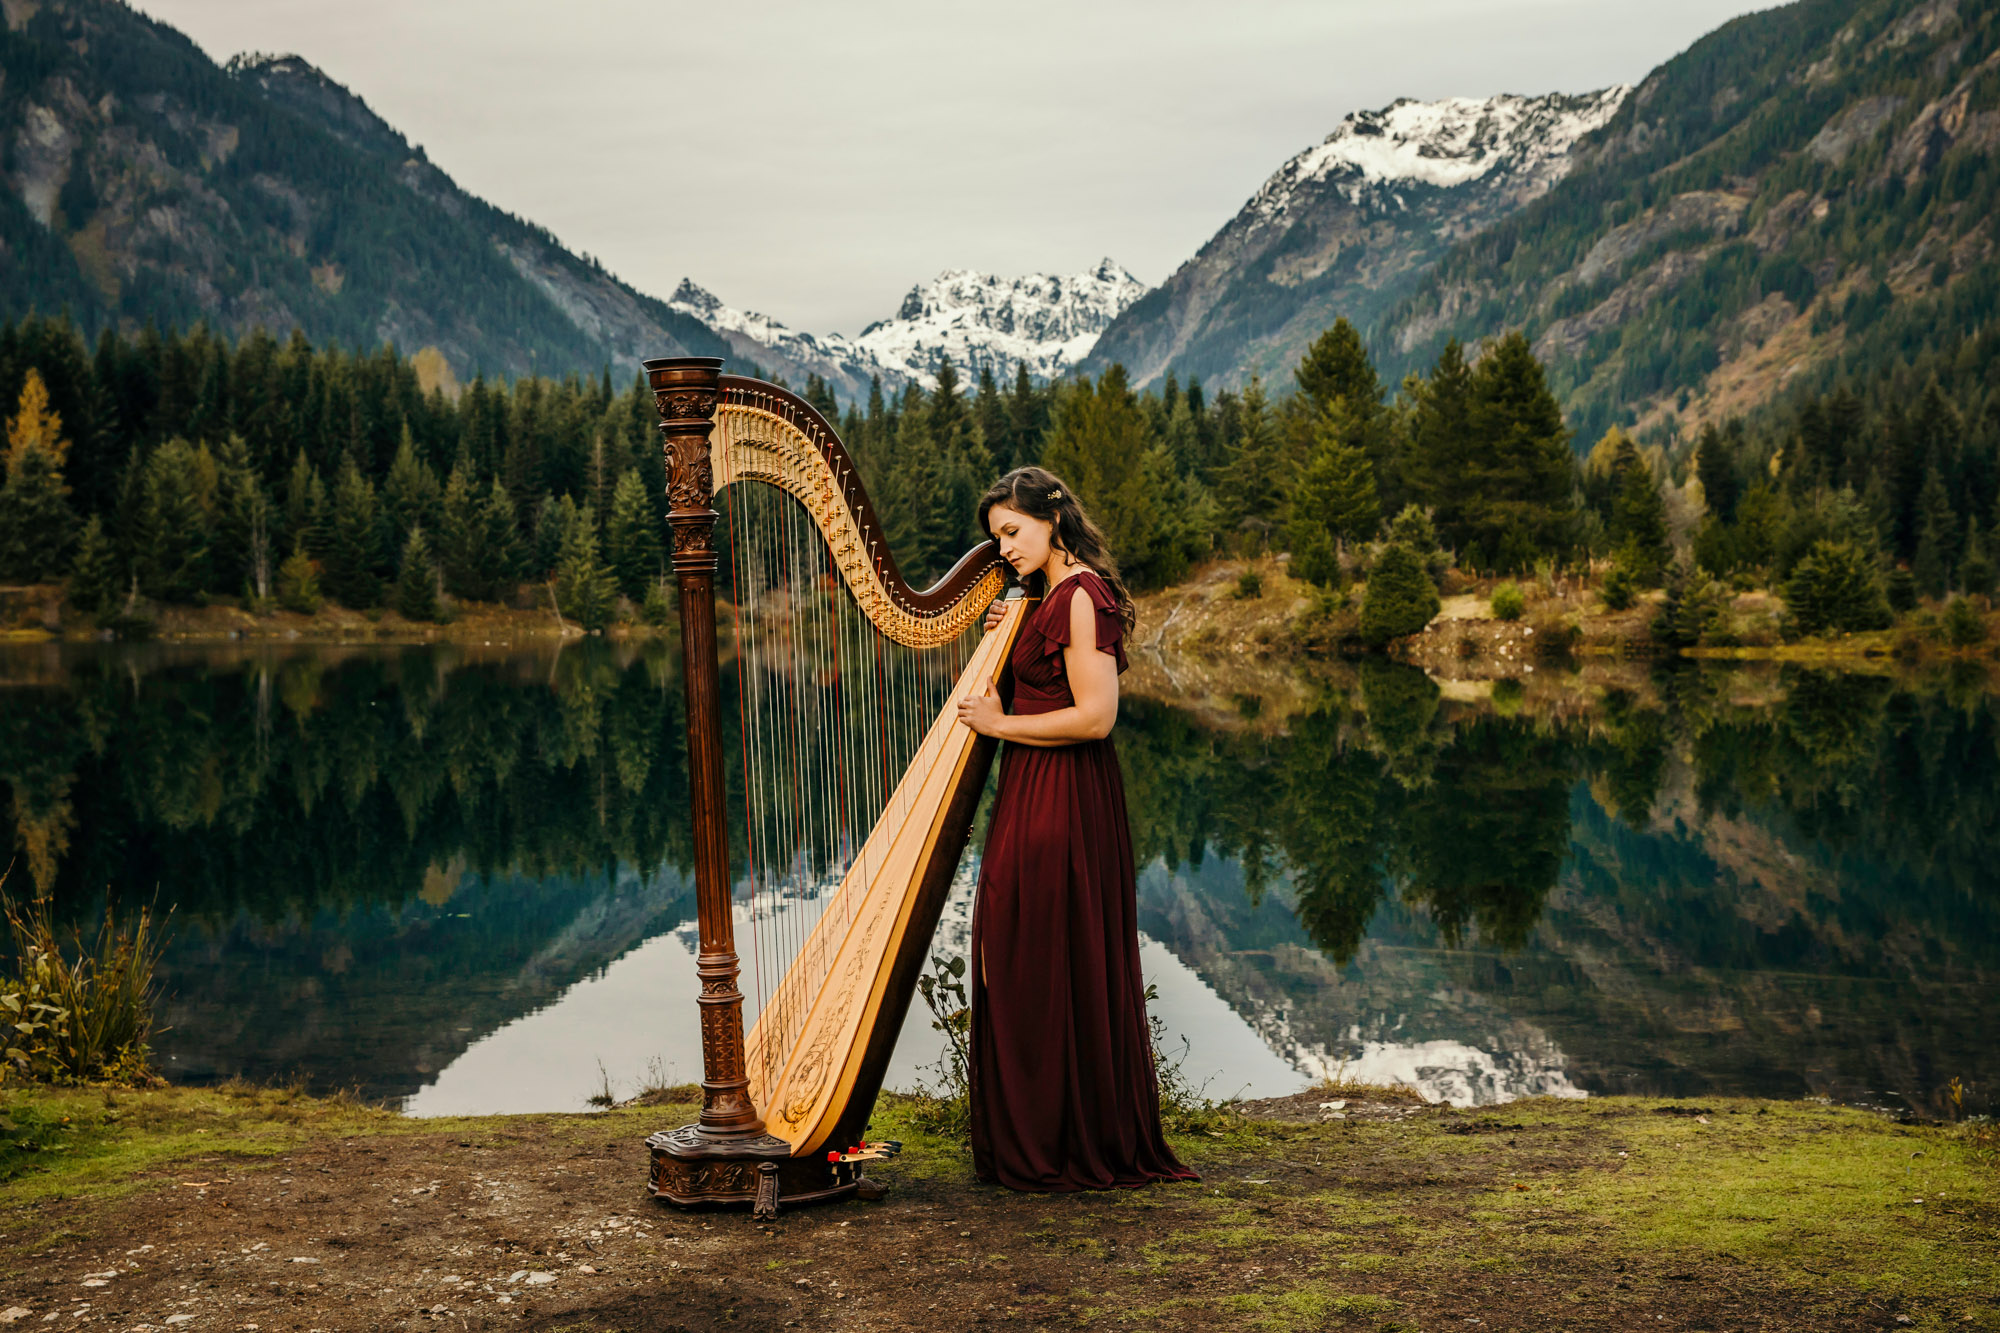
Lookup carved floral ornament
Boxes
[654,388,718,422]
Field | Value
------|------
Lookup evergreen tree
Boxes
[1226,378,1285,549]
[552,499,616,631]
[324,456,382,607]
[476,478,521,596]
[283,450,330,558]
[276,540,321,614]
[1360,542,1439,646]
[606,468,664,599]
[212,435,274,600]
[0,368,77,581]
[1405,339,1473,540]
[1653,560,1727,649]
[1289,319,1391,502]
[1460,333,1574,565]
[66,514,120,616]
[1040,367,1189,588]
[531,493,566,579]
[1387,504,1450,583]
[1960,521,1995,599]
[394,525,441,622]
[134,440,213,601]
[1942,596,1986,648]
[1785,539,1892,635]
[1695,421,1741,522]
[1608,433,1671,585]
[1911,465,1954,598]
[380,426,442,557]
[1286,401,1379,588]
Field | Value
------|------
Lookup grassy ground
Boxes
[0,1083,1993,1331]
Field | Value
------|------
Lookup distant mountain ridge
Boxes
[1375,0,2000,441]
[852,260,1148,386]
[669,259,1150,395]
[0,2,737,381]
[1084,88,1629,390]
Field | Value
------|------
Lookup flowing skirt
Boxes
[968,735,1198,1192]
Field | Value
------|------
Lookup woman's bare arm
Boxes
[956,589,1119,746]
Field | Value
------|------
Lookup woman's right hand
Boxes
[983,600,1006,633]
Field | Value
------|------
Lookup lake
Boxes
[2,641,1994,1120]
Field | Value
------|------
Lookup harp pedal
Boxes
[827,1140,902,1164]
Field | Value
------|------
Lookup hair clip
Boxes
[1048,488,1063,501]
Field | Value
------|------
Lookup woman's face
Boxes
[987,503,1056,579]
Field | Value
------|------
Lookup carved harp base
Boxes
[646,1125,884,1219]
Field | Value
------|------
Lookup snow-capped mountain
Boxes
[669,260,1149,401]
[1247,90,1628,221]
[852,260,1149,387]
[665,280,886,404]
[1084,88,1629,390]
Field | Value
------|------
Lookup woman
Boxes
[953,465,1199,1193]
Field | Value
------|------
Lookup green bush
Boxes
[2,890,164,1088]
[1942,596,1986,649]
[276,542,321,614]
[1785,540,1893,636]
[1361,544,1440,647]
[1601,562,1638,611]
[1653,561,1729,650]
[1491,582,1526,621]
[1234,570,1264,600]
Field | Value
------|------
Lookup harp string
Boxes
[723,458,984,1098]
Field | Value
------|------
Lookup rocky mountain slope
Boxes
[0,2,733,382]
[1084,90,1628,391]
[1377,0,2000,441]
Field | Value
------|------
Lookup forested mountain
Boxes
[0,1,736,380]
[1379,0,2000,443]
[1083,90,1629,392]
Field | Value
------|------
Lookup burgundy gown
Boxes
[969,570,1199,1192]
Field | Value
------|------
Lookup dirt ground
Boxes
[1,1084,1994,1333]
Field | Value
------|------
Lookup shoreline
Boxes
[0,1082,1991,1330]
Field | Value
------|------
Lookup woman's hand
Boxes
[983,600,1007,633]
[956,682,1006,737]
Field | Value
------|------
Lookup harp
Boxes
[641,357,1025,1217]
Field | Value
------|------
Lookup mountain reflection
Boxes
[1,644,1994,1115]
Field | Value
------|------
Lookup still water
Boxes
[2,641,1994,1118]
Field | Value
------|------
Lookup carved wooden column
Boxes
[645,356,763,1139]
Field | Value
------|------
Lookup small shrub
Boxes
[1146,982,1227,1133]
[1943,596,1987,649]
[1360,545,1440,647]
[907,952,971,1138]
[1490,582,1526,621]
[276,543,321,614]
[1,888,166,1089]
[1601,562,1638,611]
[1529,614,1580,657]
[1234,570,1264,600]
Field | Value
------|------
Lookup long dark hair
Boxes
[976,466,1136,633]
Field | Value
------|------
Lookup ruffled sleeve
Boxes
[1039,571,1128,675]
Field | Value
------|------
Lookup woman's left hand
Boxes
[956,684,1005,737]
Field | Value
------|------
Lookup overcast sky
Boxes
[135,0,1776,337]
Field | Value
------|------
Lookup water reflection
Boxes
[1,643,1994,1116]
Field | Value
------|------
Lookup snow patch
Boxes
[1248,88,1630,222]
